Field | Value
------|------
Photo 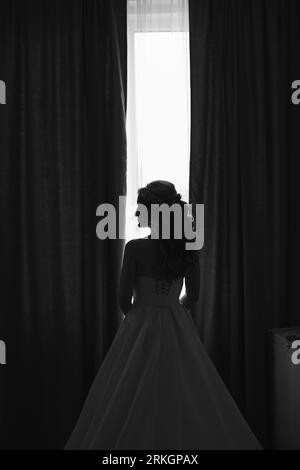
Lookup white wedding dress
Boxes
[65,239,262,450]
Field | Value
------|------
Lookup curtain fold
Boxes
[0,0,127,449]
[189,0,300,446]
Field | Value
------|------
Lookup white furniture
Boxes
[269,327,300,449]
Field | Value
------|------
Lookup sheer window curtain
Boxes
[126,0,190,241]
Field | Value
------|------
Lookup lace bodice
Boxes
[119,238,200,314]
[132,276,184,308]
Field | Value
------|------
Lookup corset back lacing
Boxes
[154,279,172,296]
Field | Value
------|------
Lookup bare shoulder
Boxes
[124,237,146,250]
[126,237,149,244]
[124,237,152,254]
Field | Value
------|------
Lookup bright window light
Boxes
[126,1,191,242]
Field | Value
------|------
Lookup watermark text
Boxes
[291,340,300,365]
[0,340,6,365]
[96,197,204,250]
[0,80,6,104]
[291,80,300,105]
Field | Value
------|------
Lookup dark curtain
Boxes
[189,0,300,447]
[0,0,127,449]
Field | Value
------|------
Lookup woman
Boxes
[65,180,262,450]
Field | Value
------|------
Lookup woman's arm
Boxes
[118,240,136,315]
[181,251,200,317]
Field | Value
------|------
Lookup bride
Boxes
[65,180,262,450]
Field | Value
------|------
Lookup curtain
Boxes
[189,0,300,446]
[0,0,127,449]
[126,0,190,241]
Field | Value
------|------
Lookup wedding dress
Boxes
[65,238,262,450]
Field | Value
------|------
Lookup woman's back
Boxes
[119,237,200,315]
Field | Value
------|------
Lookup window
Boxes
[126,0,190,241]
